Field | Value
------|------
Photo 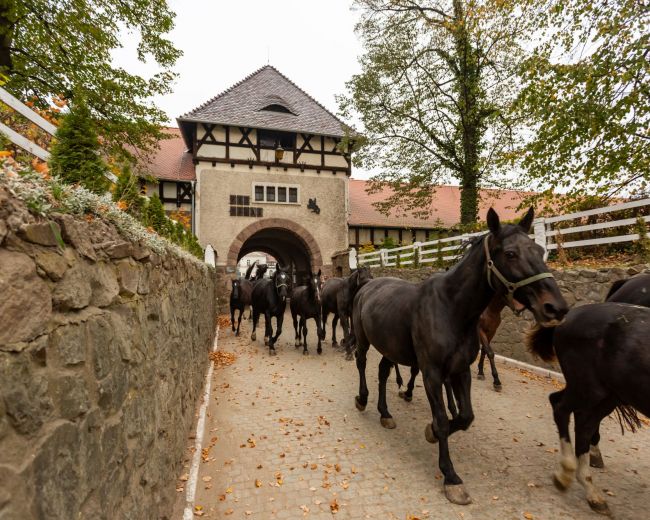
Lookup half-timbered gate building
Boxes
[164,65,353,279]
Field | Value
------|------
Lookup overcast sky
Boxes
[114,0,363,131]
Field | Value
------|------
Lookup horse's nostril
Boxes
[543,302,567,317]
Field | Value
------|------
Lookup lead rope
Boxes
[483,235,554,315]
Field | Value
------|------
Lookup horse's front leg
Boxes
[332,314,339,348]
[377,356,396,429]
[300,317,308,355]
[354,336,370,411]
[399,365,419,402]
[448,369,474,434]
[422,368,471,505]
[251,307,259,341]
[236,307,243,336]
[270,310,283,353]
[589,426,604,469]
[444,379,458,420]
[292,310,300,347]
[264,311,274,353]
[315,314,323,355]
[230,304,236,333]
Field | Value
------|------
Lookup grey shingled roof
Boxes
[178,66,350,138]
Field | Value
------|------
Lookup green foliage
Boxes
[338,0,530,225]
[143,193,166,232]
[112,165,144,217]
[379,236,398,249]
[358,242,376,254]
[48,99,110,194]
[0,0,182,164]
[514,0,649,206]
[634,217,650,264]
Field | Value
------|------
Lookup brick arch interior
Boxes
[227,219,323,278]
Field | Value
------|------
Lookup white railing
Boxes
[357,197,650,267]
[0,87,117,182]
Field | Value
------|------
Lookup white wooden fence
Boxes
[357,197,650,267]
[0,87,117,182]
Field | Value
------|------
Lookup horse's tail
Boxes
[614,404,642,434]
[394,364,403,388]
[245,261,257,280]
[525,324,557,362]
[605,278,627,301]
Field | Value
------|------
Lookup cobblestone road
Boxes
[174,314,650,520]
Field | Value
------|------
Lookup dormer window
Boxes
[261,104,294,115]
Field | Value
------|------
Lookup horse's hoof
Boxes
[552,472,572,491]
[425,423,438,444]
[355,396,366,411]
[444,484,472,505]
[235,331,240,337]
[588,499,611,516]
[590,447,605,469]
[332,341,338,348]
[380,417,396,429]
[264,338,269,346]
[345,351,353,361]
[477,374,485,380]
[317,349,322,355]
[251,332,256,341]
[493,383,503,392]
[269,348,277,356]
[303,350,309,356]
[398,391,413,402]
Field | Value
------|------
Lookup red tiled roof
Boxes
[145,127,195,181]
[348,179,532,228]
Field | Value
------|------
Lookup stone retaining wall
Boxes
[0,187,217,519]
[366,265,647,369]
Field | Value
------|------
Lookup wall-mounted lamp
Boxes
[275,144,284,162]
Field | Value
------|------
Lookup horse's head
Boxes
[231,278,241,300]
[485,207,568,326]
[273,266,291,303]
[349,266,373,293]
[309,269,323,305]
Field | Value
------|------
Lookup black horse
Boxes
[230,262,258,335]
[290,270,324,355]
[527,302,650,515]
[321,267,373,359]
[251,266,291,355]
[573,273,650,471]
[351,208,567,505]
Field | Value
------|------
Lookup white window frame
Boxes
[252,182,300,205]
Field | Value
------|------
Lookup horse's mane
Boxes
[244,261,257,280]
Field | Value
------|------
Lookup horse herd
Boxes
[229,208,650,515]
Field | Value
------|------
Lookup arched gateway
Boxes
[227,218,323,279]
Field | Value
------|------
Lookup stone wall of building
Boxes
[362,264,646,370]
[0,187,217,519]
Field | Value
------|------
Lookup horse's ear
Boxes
[487,208,501,235]
[518,207,534,233]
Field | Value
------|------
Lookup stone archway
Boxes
[227,219,323,278]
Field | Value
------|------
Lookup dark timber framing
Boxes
[193,123,352,176]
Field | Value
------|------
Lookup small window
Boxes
[277,187,287,203]
[230,195,236,204]
[261,104,294,114]
[255,185,264,201]
[266,186,275,202]
[289,188,298,203]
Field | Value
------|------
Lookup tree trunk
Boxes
[453,0,481,225]
[0,0,14,74]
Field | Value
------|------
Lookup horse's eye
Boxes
[505,251,517,259]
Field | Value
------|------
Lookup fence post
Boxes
[533,218,548,260]
[348,247,358,270]
[413,242,421,267]
[379,248,388,267]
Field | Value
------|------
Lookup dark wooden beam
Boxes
[354,227,359,247]
[195,156,350,174]
[225,125,230,160]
